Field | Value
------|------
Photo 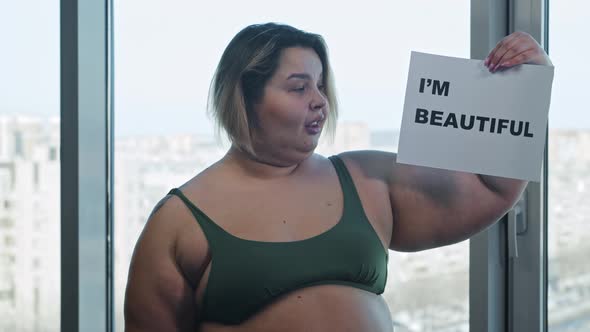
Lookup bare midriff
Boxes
[198,284,393,332]
[173,155,394,332]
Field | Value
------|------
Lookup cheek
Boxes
[259,98,305,130]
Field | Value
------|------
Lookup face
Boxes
[250,47,329,164]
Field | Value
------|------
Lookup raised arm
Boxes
[124,195,200,331]
[338,150,526,252]
[337,31,550,252]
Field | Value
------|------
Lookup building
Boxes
[0,114,60,332]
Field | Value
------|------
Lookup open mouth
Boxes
[306,120,321,128]
[305,119,323,135]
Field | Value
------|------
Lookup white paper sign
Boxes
[397,51,554,182]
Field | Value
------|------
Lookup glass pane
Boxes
[548,1,590,331]
[0,1,61,332]
[115,1,469,330]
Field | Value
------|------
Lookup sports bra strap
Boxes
[168,156,366,248]
[167,188,228,244]
[328,155,365,211]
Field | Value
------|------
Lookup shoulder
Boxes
[143,193,186,244]
[334,151,395,210]
[335,150,396,183]
[332,151,395,250]
[125,193,200,330]
[146,188,207,237]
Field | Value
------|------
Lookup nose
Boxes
[310,88,327,112]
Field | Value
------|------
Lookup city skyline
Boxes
[2,1,590,139]
[2,0,589,330]
[0,112,589,331]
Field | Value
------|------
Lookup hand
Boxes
[484,31,553,72]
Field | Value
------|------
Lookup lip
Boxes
[305,113,326,127]
[305,124,322,135]
[304,117,324,135]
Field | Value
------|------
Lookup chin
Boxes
[300,142,319,156]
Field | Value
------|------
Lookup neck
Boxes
[223,144,305,180]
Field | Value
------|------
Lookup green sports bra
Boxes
[167,155,388,325]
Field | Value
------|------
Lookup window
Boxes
[0,1,60,331]
[114,1,470,330]
[548,0,590,330]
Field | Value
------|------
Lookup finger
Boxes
[485,31,532,67]
[492,42,531,71]
[498,49,537,69]
[485,35,511,66]
[488,35,523,70]
[485,32,521,67]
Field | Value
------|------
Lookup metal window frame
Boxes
[470,1,510,331]
[58,0,547,330]
[507,1,548,331]
[470,0,548,331]
[60,0,114,331]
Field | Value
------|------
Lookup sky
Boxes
[1,0,588,138]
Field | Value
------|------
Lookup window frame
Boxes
[507,0,549,331]
[469,1,510,330]
[60,0,548,330]
[469,0,548,331]
[60,0,114,331]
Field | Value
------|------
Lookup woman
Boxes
[124,23,552,331]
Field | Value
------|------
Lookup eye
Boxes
[292,86,306,93]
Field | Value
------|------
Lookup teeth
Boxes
[311,121,318,126]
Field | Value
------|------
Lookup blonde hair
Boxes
[207,22,339,155]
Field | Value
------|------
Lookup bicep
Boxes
[124,198,198,331]
[338,150,511,252]
[388,160,511,252]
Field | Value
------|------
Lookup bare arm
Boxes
[386,154,526,251]
[337,31,549,252]
[124,196,199,331]
[339,150,525,252]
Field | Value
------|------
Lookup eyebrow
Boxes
[286,73,323,81]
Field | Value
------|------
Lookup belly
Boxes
[198,285,393,332]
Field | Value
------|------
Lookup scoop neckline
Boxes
[173,156,348,245]
[208,206,346,245]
